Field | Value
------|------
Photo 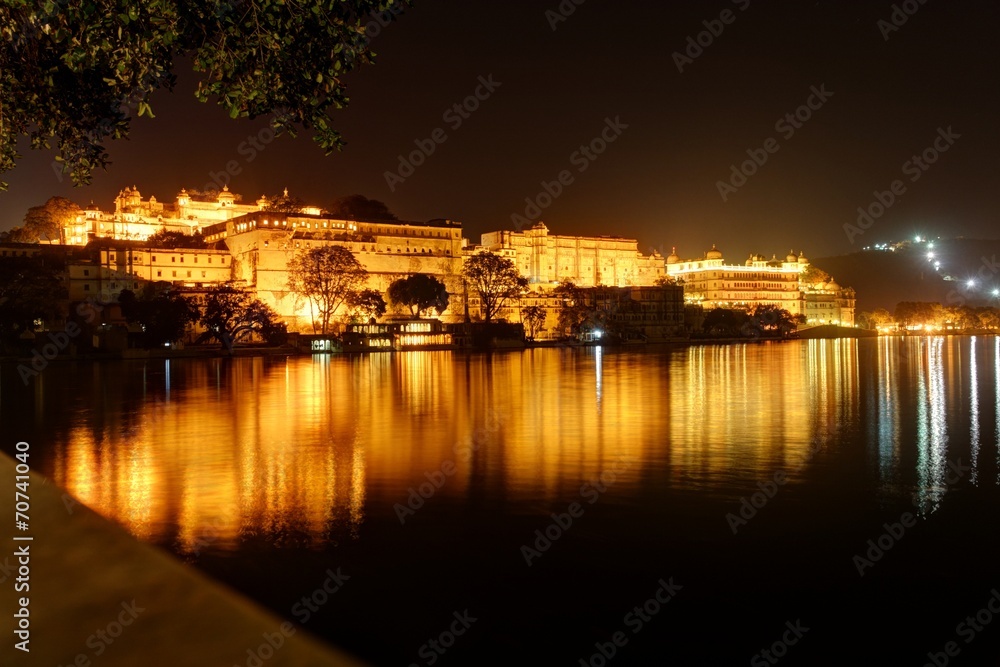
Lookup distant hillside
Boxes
[812,238,1000,312]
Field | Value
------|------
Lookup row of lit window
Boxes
[398,334,452,346]
[154,270,210,279]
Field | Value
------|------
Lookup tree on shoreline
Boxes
[287,245,368,334]
[119,287,199,347]
[348,289,387,323]
[520,305,546,340]
[464,252,528,323]
[199,285,284,353]
[387,274,449,316]
[0,255,66,351]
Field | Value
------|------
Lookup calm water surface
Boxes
[4,338,1000,665]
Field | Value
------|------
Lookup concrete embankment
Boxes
[0,452,363,666]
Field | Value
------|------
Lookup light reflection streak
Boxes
[914,338,948,514]
[595,346,603,409]
[969,338,979,484]
[876,336,900,485]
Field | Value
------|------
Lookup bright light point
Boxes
[967,280,976,288]
[993,289,1000,297]
[928,243,934,249]
[927,252,934,259]
[915,236,922,243]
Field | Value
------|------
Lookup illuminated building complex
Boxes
[480,222,665,287]
[665,246,856,326]
[38,185,857,332]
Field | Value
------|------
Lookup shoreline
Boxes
[3,330,995,366]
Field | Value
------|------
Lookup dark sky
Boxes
[3,0,998,259]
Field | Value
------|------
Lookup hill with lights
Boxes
[812,237,1000,313]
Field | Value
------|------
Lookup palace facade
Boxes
[63,186,319,245]
[29,183,859,334]
[480,222,665,287]
[665,246,856,326]
[204,210,466,329]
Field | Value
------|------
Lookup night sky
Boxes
[2,0,998,259]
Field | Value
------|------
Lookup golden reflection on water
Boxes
[44,339,991,549]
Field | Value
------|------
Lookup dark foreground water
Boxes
[4,337,1000,665]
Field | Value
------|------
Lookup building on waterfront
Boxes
[665,246,856,326]
[205,210,466,329]
[67,241,234,303]
[480,222,665,287]
[472,284,685,341]
[18,183,858,336]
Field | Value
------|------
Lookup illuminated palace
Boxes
[203,211,465,329]
[665,245,856,326]
[63,185,321,245]
[481,222,665,287]
[38,184,855,333]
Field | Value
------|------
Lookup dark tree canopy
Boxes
[199,284,284,352]
[520,304,546,340]
[262,192,307,214]
[347,288,387,322]
[387,273,448,316]
[327,194,397,221]
[146,229,207,249]
[119,286,200,347]
[0,254,66,350]
[0,0,411,189]
[287,245,368,334]
[463,252,528,323]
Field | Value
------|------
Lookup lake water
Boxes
[4,337,1000,665]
